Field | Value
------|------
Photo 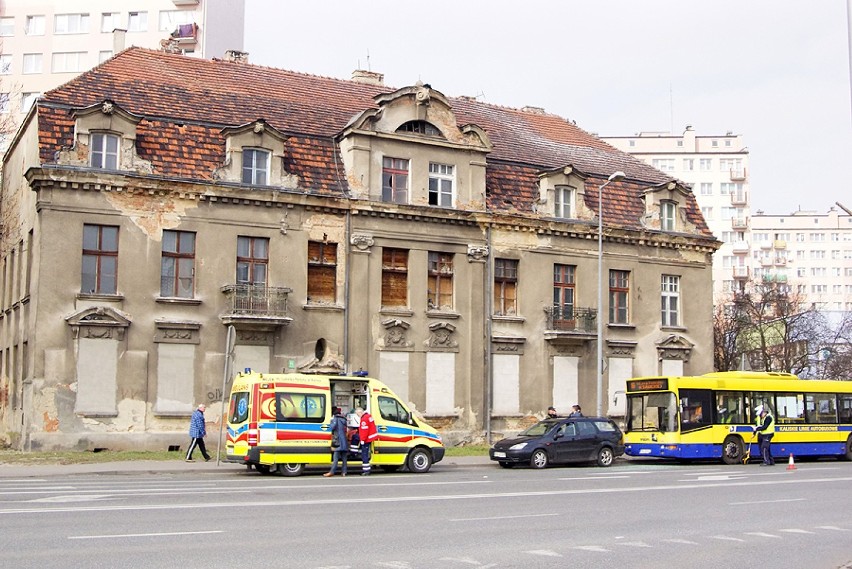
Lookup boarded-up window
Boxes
[308,241,337,303]
[494,258,518,315]
[381,248,408,308]
[427,252,453,310]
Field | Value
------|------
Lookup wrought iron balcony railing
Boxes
[545,305,597,333]
[221,284,291,317]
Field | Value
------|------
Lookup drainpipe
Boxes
[343,210,351,373]
[484,225,493,444]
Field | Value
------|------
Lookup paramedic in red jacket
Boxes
[356,407,378,476]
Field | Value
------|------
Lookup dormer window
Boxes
[428,163,454,207]
[382,157,409,203]
[397,120,442,137]
[661,201,677,231]
[554,185,575,218]
[242,148,270,185]
[90,132,119,169]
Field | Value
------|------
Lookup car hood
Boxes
[493,435,542,450]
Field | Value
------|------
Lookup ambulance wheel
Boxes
[722,436,743,465]
[380,465,401,473]
[254,464,272,475]
[407,448,433,473]
[277,463,305,477]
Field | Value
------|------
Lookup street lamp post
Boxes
[597,171,626,417]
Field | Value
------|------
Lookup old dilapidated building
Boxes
[0,48,718,450]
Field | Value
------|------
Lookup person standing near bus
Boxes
[356,407,378,476]
[324,407,349,477]
[753,405,776,466]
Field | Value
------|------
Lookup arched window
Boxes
[396,120,442,137]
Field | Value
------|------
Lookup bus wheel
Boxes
[530,449,549,469]
[722,436,743,465]
[254,464,272,475]
[843,436,852,461]
[277,463,304,477]
[407,448,433,473]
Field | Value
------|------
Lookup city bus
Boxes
[623,371,852,464]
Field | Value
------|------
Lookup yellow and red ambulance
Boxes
[225,370,445,475]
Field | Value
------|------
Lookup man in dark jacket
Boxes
[324,407,349,477]
[185,404,211,462]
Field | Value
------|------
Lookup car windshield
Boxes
[519,420,559,437]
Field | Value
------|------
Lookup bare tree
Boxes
[815,310,852,379]
[714,279,830,376]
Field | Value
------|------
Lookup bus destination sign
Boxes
[627,378,669,392]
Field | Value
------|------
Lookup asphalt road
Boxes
[0,457,850,569]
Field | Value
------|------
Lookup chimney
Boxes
[113,29,127,53]
[351,69,384,86]
[224,50,250,64]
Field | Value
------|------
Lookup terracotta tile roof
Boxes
[36,47,711,236]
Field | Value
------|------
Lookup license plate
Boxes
[493,451,506,458]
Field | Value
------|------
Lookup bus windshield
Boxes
[627,392,678,432]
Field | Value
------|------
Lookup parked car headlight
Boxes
[509,442,528,450]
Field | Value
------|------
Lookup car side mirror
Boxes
[553,432,563,440]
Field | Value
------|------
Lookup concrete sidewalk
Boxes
[0,454,492,478]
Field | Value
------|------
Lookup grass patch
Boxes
[0,443,489,465]
[0,449,187,465]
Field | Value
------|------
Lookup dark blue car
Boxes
[489,417,624,468]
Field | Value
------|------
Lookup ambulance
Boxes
[224,370,445,475]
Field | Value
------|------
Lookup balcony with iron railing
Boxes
[220,284,293,328]
[544,306,597,340]
[732,266,750,280]
[730,168,747,181]
[731,241,750,255]
[731,217,749,229]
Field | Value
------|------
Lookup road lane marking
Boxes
[745,532,781,539]
[525,550,562,557]
[779,529,815,534]
[729,498,806,506]
[4,475,852,515]
[816,526,849,531]
[663,538,699,545]
[68,530,223,540]
[450,513,559,522]
[618,541,652,548]
[710,535,745,542]
[572,546,609,552]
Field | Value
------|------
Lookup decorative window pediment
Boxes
[656,333,694,362]
[65,305,132,340]
[57,99,152,174]
[641,180,695,232]
[536,165,595,220]
[215,119,298,188]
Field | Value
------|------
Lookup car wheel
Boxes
[407,448,433,473]
[530,449,548,469]
[596,446,614,467]
[498,461,513,469]
[254,464,272,475]
[277,463,304,477]
[722,435,744,465]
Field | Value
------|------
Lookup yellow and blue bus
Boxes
[623,371,852,464]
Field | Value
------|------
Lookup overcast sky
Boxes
[245,0,852,215]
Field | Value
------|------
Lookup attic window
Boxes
[242,148,269,185]
[661,201,677,232]
[397,120,442,137]
[90,132,119,169]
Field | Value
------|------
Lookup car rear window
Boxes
[593,420,617,433]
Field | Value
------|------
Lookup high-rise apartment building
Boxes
[751,206,852,311]
[0,0,245,150]
[603,127,750,301]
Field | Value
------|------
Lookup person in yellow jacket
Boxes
[753,405,776,466]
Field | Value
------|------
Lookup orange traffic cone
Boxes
[786,453,796,471]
